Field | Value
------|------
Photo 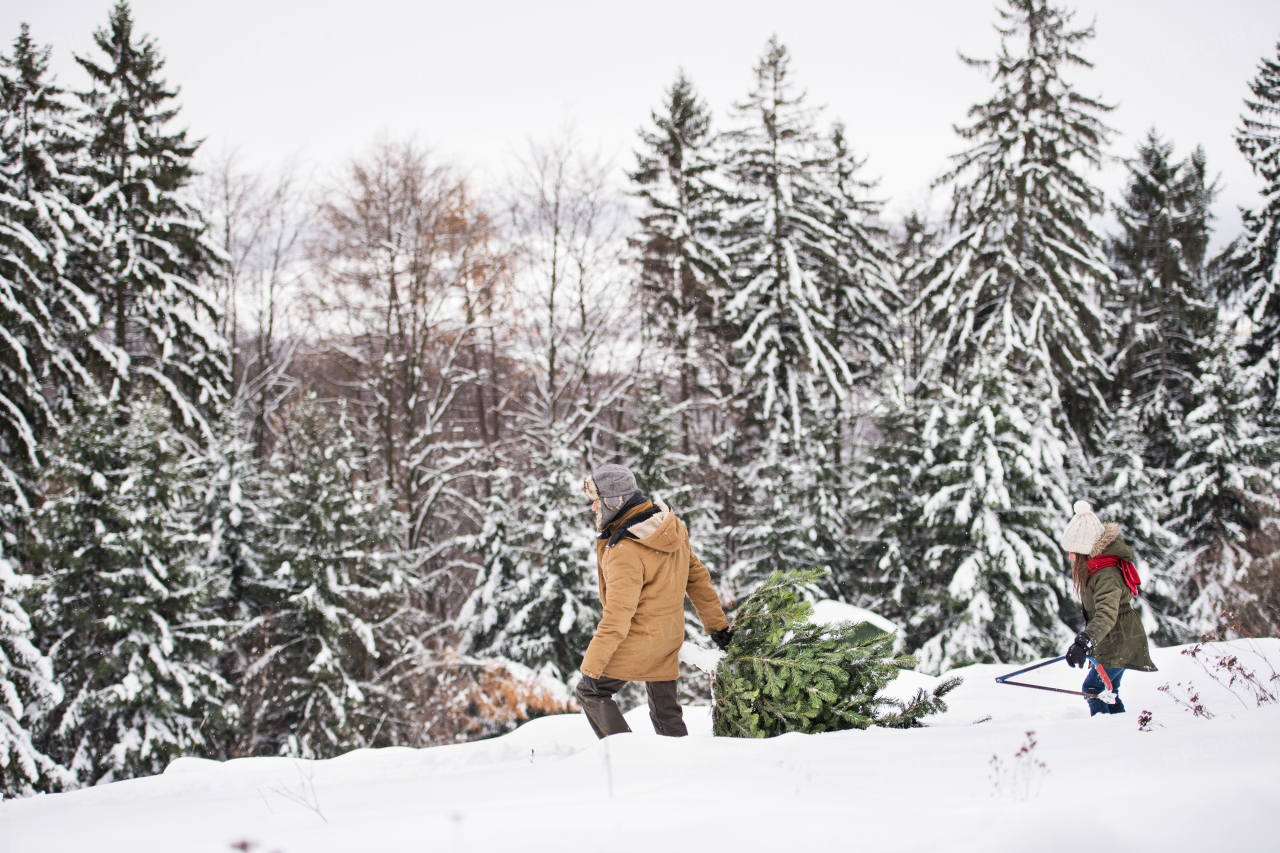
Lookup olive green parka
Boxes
[1081,524,1157,672]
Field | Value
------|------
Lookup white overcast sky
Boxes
[6,1,1280,248]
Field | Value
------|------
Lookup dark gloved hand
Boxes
[711,628,734,651]
[1065,632,1094,668]
[580,674,599,694]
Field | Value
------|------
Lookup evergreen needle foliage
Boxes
[712,569,960,738]
[33,400,227,786]
[1231,38,1280,409]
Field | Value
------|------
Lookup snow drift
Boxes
[1,639,1275,853]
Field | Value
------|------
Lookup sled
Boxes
[994,656,1117,704]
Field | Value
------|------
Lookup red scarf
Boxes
[1087,554,1141,597]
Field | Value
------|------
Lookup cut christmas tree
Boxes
[711,568,959,738]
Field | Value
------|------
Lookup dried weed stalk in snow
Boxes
[1180,641,1278,709]
[1158,682,1215,719]
[990,730,1048,801]
[1137,710,1163,731]
[259,759,326,823]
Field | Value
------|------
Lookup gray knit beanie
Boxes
[1061,500,1104,555]
[583,464,639,531]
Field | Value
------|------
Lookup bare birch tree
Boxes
[196,149,309,457]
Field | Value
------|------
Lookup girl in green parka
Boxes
[1060,500,1158,716]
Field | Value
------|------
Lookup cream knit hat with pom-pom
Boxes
[1061,500,1104,554]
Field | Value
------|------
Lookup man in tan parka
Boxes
[576,464,731,738]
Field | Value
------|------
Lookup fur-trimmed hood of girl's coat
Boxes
[1090,522,1134,561]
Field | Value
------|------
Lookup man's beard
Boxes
[584,475,604,532]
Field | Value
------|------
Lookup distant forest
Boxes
[0,0,1277,796]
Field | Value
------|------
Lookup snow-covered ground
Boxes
[3,639,1276,853]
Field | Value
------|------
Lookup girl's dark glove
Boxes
[580,674,599,694]
[1065,632,1095,668]
[711,628,734,651]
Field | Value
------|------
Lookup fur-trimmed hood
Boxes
[602,499,680,551]
[1090,522,1119,559]
[626,500,681,552]
[1089,522,1135,561]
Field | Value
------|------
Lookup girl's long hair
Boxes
[1071,552,1091,597]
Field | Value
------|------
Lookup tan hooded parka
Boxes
[579,500,728,682]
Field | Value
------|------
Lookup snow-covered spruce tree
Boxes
[893,212,945,381]
[841,214,947,616]
[1231,39,1280,411]
[893,0,1116,668]
[241,398,405,758]
[0,26,97,497]
[1109,131,1217,467]
[719,37,897,592]
[32,400,227,786]
[1078,391,1184,644]
[842,377,939,648]
[0,29,97,795]
[911,361,1072,672]
[1217,40,1280,634]
[733,404,848,597]
[75,2,228,431]
[619,377,684,502]
[630,71,730,453]
[827,120,899,370]
[194,421,263,636]
[188,418,265,758]
[629,72,736,593]
[907,0,1115,443]
[712,568,959,738]
[0,546,68,796]
[457,420,601,684]
[1168,326,1279,636]
[825,157,918,608]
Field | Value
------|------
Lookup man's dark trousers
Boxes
[575,676,687,738]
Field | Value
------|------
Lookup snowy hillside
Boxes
[3,639,1276,853]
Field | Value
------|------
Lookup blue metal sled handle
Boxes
[994,655,1101,699]
[994,655,1066,682]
